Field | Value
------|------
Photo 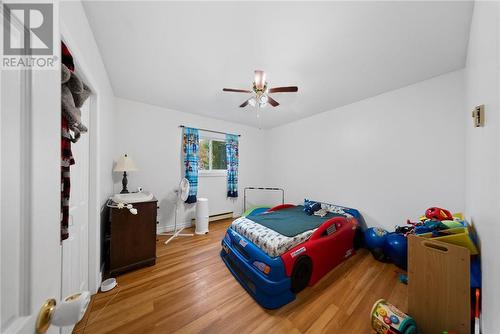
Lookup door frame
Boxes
[60,25,102,294]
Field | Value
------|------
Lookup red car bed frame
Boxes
[220,204,360,309]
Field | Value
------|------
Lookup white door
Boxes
[61,99,89,334]
[1,6,62,334]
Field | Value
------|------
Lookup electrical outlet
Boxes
[472,105,485,127]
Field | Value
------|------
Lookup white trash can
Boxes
[195,198,209,235]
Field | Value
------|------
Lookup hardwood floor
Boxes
[74,219,407,334]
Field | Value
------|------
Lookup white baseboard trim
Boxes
[157,221,193,234]
[190,211,234,224]
[157,212,234,234]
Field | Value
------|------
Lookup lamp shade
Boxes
[113,154,138,172]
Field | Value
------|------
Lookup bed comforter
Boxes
[230,216,315,258]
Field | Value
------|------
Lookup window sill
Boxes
[199,170,227,177]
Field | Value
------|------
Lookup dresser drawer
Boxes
[108,199,157,276]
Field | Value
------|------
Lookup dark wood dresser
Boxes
[105,197,157,276]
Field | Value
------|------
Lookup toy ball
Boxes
[365,227,390,262]
[384,233,408,270]
[365,227,388,250]
[426,207,453,221]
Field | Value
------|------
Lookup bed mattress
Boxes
[230,217,317,258]
[249,205,345,237]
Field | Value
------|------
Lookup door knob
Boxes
[35,291,91,333]
[35,299,56,334]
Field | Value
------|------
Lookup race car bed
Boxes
[220,202,361,309]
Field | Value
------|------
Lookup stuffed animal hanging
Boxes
[61,63,91,142]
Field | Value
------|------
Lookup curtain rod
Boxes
[179,125,241,137]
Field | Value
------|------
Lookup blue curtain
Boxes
[226,134,239,198]
[183,127,199,203]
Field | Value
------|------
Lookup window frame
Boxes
[198,135,227,177]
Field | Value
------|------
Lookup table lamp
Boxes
[114,154,138,193]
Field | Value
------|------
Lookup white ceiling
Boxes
[83,1,473,128]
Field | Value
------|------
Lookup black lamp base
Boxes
[120,171,129,194]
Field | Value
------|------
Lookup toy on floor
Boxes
[371,299,418,334]
[366,207,476,270]
[365,228,407,269]
[474,288,481,334]
[365,227,389,262]
[384,233,408,270]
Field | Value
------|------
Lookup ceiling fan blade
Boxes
[269,86,298,93]
[267,96,280,107]
[223,88,252,93]
[239,98,252,107]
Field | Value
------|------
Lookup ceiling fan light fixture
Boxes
[254,70,266,90]
[248,97,257,107]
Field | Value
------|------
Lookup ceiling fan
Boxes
[223,70,298,108]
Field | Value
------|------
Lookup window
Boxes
[199,137,227,175]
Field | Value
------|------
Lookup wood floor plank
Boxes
[74,218,407,334]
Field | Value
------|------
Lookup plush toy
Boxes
[61,63,91,142]
[303,199,321,215]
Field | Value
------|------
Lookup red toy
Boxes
[425,207,453,221]
[279,208,359,287]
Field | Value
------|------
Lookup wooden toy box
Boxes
[408,235,471,334]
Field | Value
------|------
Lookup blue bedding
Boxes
[249,205,345,237]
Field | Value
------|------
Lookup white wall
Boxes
[464,2,500,332]
[263,70,465,231]
[60,0,116,292]
[113,98,266,232]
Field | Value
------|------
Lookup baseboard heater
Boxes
[191,211,233,224]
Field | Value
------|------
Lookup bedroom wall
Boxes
[60,1,116,292]
[113,98,266,232]
[463,1,500,332]
[262,70,465,231]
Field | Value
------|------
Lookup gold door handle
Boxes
[35,298,57,334]
[35,291,91,333]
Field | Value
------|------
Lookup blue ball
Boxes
[364,227,388,250]
[384,233,408,270]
